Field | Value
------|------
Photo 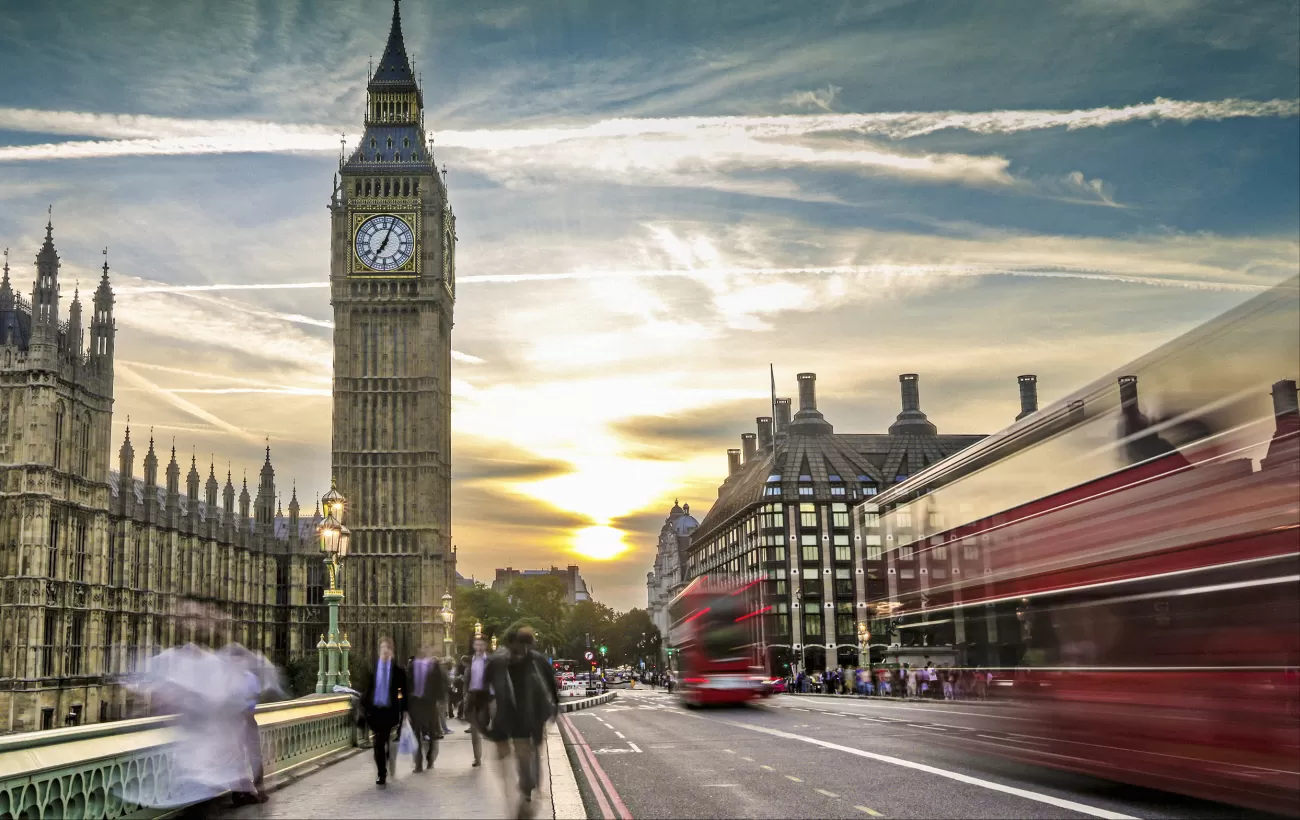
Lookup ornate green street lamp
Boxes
[441,592,455,659]
[316,480,352,694]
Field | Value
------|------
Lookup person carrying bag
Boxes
[398,715,418,757]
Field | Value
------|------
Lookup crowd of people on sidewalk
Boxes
[788,662,994,700]
[357,627,560,819]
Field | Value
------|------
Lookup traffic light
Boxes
[599,645,607,656]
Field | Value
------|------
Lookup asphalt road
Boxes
[557,688,1289,820]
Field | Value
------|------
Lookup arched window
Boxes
[78,416,91,476]
[53,403,65,470]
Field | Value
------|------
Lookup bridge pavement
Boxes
[218,716,566,820]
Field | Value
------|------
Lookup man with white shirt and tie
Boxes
[463,635,492,768]
[361,637,407,786]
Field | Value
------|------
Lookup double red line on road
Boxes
[559,712,634,820]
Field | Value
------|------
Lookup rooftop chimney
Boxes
[1016,374,1038,421]
[1118,375,1139,408]
[798,372,818,411]
[756,416,774,451]
[727,449,742,476]
[741,432,757,463]
[788,373,834,435]
[1262,379,1300,472]
[774,398,792,437]
[888,373,937,436]
[1272,379,1299,417]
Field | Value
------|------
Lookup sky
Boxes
[0,0,1296,611]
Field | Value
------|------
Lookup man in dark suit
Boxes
[362,636,406,786]
[407,645,448,773]
[486,627,559,814]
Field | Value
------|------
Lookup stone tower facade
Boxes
[330,0,456,663]
[0,224,116,732]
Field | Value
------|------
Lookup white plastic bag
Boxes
[398,718,417,756]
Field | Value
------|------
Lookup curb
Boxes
[560,692,617,713]
[549,692,617,820]
[547,721,585,820]
[782,692,1003,705]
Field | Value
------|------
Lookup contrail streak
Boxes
[0,97,1293,162]
[112,264,1269,295]
[117,363,260,443]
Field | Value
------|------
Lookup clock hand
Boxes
[377,222,396,254]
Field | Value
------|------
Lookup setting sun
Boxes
[571,525,628,561]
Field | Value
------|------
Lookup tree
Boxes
[562,600,615,661]
[609,608,659,666]
[506,575,569,632]
[284,656,319,698]
[453,583,519,651]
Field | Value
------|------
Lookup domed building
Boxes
[645,499,698,664]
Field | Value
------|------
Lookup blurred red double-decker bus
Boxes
[667,576,769,706]
[867,276,1299,813]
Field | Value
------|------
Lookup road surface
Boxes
[558,688,1288,820]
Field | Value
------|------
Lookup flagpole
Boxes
[769,363,777,451]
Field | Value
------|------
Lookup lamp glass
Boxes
[336,524,351,558]
[319,521,340,557]
[321,482,345,521]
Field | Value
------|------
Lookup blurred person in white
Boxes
[218,643,286,804]
[126,599,258,811]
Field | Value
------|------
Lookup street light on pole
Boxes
[441,593,455,659]
[316,479,351,694]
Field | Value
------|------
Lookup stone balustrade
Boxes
[0,694,355,819]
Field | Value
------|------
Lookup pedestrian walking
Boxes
[486,626,559,818]
[464,636,492,767]
[452,656,468,720]
[407,646,446,773]
[362,637,407,786]
[219,644,271,806]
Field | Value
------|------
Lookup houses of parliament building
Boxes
[0,0,457,733]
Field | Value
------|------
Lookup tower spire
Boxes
[372,0,416,87]
[32,208,61,327]
[0,247,12,313]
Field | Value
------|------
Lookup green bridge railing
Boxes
[0,694,355,820]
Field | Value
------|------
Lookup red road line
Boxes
[560,713,634,820]
[560,715,615,820]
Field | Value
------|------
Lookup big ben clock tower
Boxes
[330,0,455,663]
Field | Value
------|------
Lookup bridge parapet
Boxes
[0,694,355,820]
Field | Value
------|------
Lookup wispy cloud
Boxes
[783,84,842,112]
[110,262,1273,294]
[113,283,484,363]
[2,97,1293,196]
[2,96,1291,154]
[117,362,259,442]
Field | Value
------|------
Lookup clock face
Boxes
[354,214,415,272]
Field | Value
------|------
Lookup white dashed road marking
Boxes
[719,720,1138,819]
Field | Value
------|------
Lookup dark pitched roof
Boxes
[0,301,31,349]
[372,0,417,89]
[693,429,983,545]
[344,124,432,169]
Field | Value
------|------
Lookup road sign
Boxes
[584,651,594,661]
